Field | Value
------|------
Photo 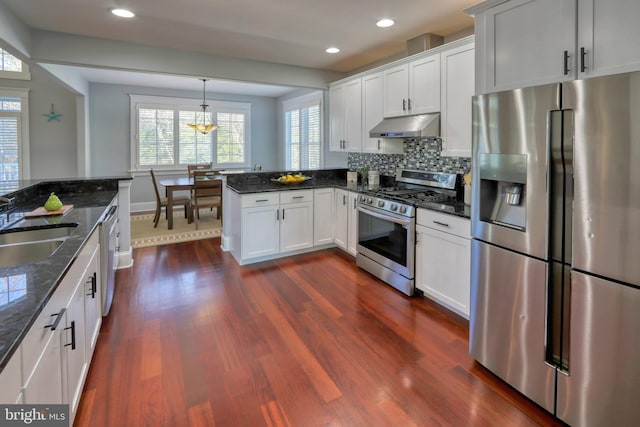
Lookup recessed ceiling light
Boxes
[326,47,340,54]
[111,8,135,18]
[376,18,395,28]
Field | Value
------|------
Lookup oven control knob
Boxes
[367,197,373,204]
[399,206,407,214]
[390,203,398,211]
[377,200,385,207]
[359,195,366,202]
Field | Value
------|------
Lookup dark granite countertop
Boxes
[0,177,130,372]
[226,169,470,219]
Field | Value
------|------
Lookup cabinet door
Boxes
[383,64,409,117]
[241,205,279,259]
[65,279,88,418]
[0,351,22,404]
[416,225,471,318]
[362,72,384,153]
[313,188,334,246]
[329,84,345,151]
[578,0,640,78]
[84,245,101,359]
[334,189,349,250]
[440,42,475,157]
[280,202,314,252]
[347,192,358,256]
[343,78,362,152]
[476,0,576,93]
[23,321,64,404]
[408,54,441,114]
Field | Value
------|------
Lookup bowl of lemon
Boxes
[271,173,312,185]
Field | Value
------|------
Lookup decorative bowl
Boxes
[270,176,312,185]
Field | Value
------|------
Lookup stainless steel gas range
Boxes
[356,169,462,296]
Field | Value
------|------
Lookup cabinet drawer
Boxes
[416,209,470,238]
[0,349,22,403]
[240,192,279,208]
[280,189,313,205]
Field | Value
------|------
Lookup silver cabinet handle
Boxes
[256,199,269,202]
[292,196,304,199]
[433,220,450,227]
[407,98,412,111]
[276,209,279,221]
[377,139,381,150]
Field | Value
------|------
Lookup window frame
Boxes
[129,94,251,173]
[282,91,324,171]
[0,87,30,181]
[0,49,31,80]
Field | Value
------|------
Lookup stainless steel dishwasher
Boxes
[100,201,118,315]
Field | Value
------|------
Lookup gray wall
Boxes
[0,65,78,179]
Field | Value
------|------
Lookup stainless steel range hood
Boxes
[369,113,440,139]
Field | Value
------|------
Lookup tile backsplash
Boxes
[347,138,471,176]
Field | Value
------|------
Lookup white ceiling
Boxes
[2,0,478,96]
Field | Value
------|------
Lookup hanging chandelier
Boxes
[187,78,217,134]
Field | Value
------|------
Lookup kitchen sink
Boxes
[0,239,66,268]
[0,224,77,245]
[0,224,78,268]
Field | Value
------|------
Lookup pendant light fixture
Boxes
[188,78,217,135]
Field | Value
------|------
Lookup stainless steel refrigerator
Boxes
[470,71,640,427]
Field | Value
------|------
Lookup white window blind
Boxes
[216,112,246,165]
[284,92,322,170]
[130,95,251,171]
[0,96,21,181]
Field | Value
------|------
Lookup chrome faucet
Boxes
[0,196,15,210]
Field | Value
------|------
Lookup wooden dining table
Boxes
[159,175,222,229]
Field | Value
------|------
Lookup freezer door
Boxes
[469,240,555,413]
[471,83,560,259]
[556,271,640,426]
[563,72,640,286]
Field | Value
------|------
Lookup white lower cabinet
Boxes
[13,229,101,425]
[241,204,280,259]
[335,189,358,256]
[280,192,314,252]
[416,209,471,318]
[0,351,23,404]
[238,190,315,263]
[313,188,335,246]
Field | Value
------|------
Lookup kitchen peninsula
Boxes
[0,177,131,420]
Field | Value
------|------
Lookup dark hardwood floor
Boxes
[75,238,563,427]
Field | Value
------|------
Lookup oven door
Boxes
[357,204,415,279]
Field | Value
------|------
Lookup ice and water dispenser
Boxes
[478,154,527,230]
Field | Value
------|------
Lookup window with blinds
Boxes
[284,92,323,170]
[131,95,251,170]
[0,97,21,181]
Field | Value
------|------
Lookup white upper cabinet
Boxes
[329,78,362,152]
[383,54,440,117]
[469,0,640,94]
[362,72,404,154]
[577,0,640,78]
[408,54,441,115]
[440,40,475,158]
[469,0,575,94]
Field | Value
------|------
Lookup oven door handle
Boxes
[357,205,412,227]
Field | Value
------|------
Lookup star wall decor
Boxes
[44,104,62,122]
